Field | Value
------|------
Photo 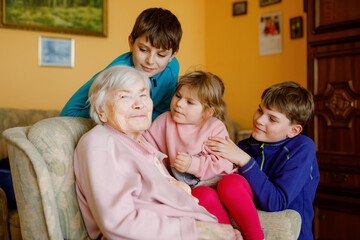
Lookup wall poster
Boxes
[259,11,282,56]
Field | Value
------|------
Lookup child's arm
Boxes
[151,59,179,120]
[174,149,235,181]
[205,136,251,167]
[142,113,168,152]
[209,136,318,211]
[240,138,317,211]
[174,152,192,173]
[60,78,95,118]
[180,126,235,181]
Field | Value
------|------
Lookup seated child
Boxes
[204,81,320,240]
[60,8,182,121]
[143,71,237,188]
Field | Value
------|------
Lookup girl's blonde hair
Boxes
[175,71,227,121]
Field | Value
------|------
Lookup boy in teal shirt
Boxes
[60,8,182,121]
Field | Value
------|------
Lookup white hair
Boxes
[88,65,151,124]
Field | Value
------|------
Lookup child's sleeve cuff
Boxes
[238,158,257,174]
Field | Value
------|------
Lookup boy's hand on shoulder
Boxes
[174,152,192,172]
[205,136,251,167]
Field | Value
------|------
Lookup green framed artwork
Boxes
[0,0,107,37]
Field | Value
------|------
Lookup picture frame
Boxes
[233,1,247,16]
[303,0,308,12]
[0,0,107,37]
[38,36,74,67]
[260,0,281,7]
[290,16,303,39]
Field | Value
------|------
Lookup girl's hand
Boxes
[174,152,192,172]
[205,136,251,167]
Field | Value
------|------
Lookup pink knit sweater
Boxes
[143,112,236,181]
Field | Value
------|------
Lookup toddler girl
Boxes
[143,71,236,188]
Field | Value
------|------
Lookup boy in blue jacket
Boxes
[60,8,182,121]
[204,81,319,240]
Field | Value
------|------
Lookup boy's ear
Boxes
[168,50,178,62]
[287,124,302,138]
[128,35,134,51]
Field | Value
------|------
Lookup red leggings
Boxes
[192,174,264,240]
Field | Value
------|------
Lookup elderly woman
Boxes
[74,65,240,240]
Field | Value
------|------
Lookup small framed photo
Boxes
[38,36,75,67]
[233,1,247,16]
[290,16,303,39]
[260,0,281,7]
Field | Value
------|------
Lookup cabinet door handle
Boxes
[331,173,348,184]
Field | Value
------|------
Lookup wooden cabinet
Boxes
[306,0,360,239]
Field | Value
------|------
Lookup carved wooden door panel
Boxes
[308,42,360,239]
[307,0,360,239]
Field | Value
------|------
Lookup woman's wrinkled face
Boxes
[99,78,153,140]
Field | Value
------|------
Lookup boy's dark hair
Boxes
[261,81,314,127]
[175,71,227,122]
[130,8,182,53]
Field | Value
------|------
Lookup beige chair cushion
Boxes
[231,209,301,240]
[0,108,60,160]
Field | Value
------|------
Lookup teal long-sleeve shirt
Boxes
[60,52,179,121]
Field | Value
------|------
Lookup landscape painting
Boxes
[0,0,107,37]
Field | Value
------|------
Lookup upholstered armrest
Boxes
[3,117,94,239]
[231,209,301,240]
[258,209,301,240]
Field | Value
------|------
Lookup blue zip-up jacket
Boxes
[60,52,179,121]
[238,134,319,240]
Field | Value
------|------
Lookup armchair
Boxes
[3,117,301,239]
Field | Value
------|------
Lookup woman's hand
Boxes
[205,136,251,167]
[196,221,243,240]
[174,151,192,172]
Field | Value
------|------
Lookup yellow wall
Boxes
[0,0,206,109]
[0,0,306,129]
[206,0,307,129]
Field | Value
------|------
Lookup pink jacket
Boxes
[74,124,216,240]
[143,112,236,181]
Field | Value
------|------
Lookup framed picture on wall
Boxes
[0,0,107,37]
[290,16,303,39]
[260,0,281,7]
[38,36,74,67]
[233,1,247,16]
[259,11,282,56]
